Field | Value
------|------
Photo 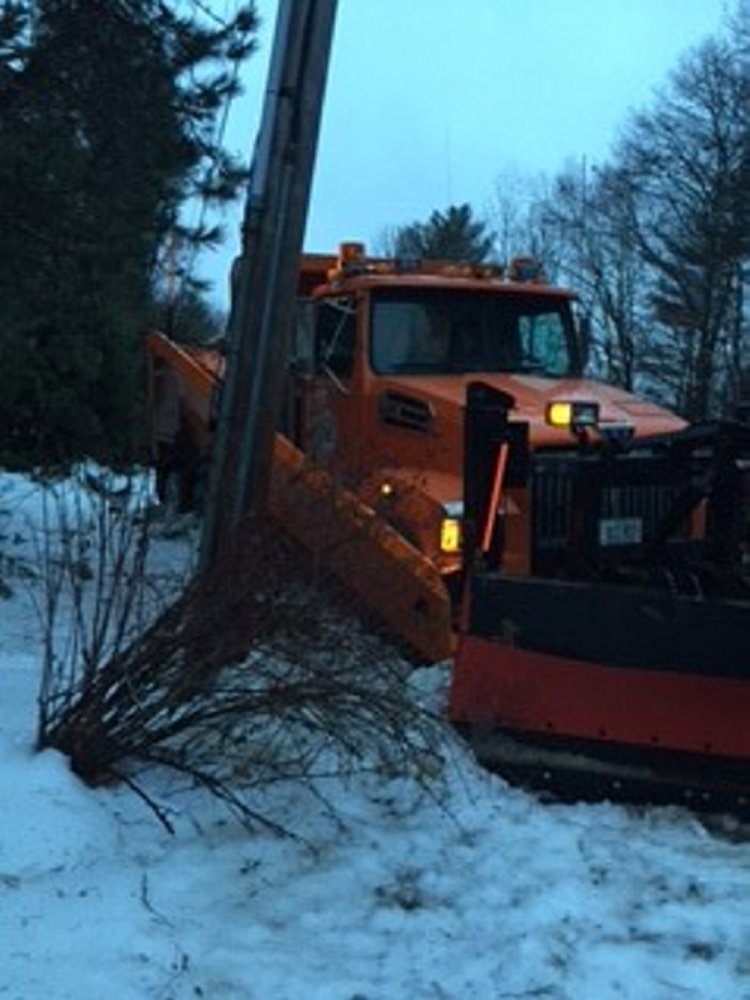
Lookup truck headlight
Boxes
[440,517,462,554]
[440,501,463,554]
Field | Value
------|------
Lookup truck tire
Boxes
[156,428,207,515]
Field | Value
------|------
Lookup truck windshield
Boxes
[370,288,579,378]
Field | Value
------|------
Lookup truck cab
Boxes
[284,243,684,584]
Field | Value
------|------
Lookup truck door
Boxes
[292,294,362,478]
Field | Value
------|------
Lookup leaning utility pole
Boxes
[200,0,338,570]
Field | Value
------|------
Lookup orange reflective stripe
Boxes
[481,442,509,554]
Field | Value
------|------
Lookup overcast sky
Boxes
[199,0,731,306]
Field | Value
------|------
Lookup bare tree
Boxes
[488,167,556,270]
[508,6,750,414]
[534,162,652,391]
[602,33,749,419]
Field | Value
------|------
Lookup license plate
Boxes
[599,517,643,546]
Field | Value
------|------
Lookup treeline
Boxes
[0,0,257,467]
[532,1,749,422]
[0,3,747,470]
[392,4,749,422]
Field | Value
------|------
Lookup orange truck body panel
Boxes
[271,434,453,661]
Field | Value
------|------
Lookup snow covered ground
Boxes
[2,470,750,1000]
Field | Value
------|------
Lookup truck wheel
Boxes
[156,423,208,514]
[154,444,179,505]
[190,457,210,514]
[161,456,208,516]
[160,467,186,515]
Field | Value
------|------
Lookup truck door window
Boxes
[315,297,356,380]
[518,312,570,377]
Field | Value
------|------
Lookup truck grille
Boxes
[531,451,688,554]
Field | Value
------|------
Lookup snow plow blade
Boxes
[450,381,750,814]
[147,331,453,663]
[269,435,453,663]
[451,578,750,813]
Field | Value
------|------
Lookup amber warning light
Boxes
[546,400,600,431]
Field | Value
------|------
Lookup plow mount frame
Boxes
[452,382,750,814]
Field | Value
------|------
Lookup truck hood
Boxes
[388,373,685,442]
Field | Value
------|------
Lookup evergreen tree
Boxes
[389,204,495,264]
[0,0,257,466]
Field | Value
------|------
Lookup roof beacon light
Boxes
[507,256,545,283]
[338,241,365,268]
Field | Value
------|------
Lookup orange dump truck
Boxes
[149,242,750,810]
[148,242,689,661]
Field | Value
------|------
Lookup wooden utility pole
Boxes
[200,0,338,569]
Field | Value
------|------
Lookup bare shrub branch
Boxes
[36,495,446,833]
[33,467,193,749]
